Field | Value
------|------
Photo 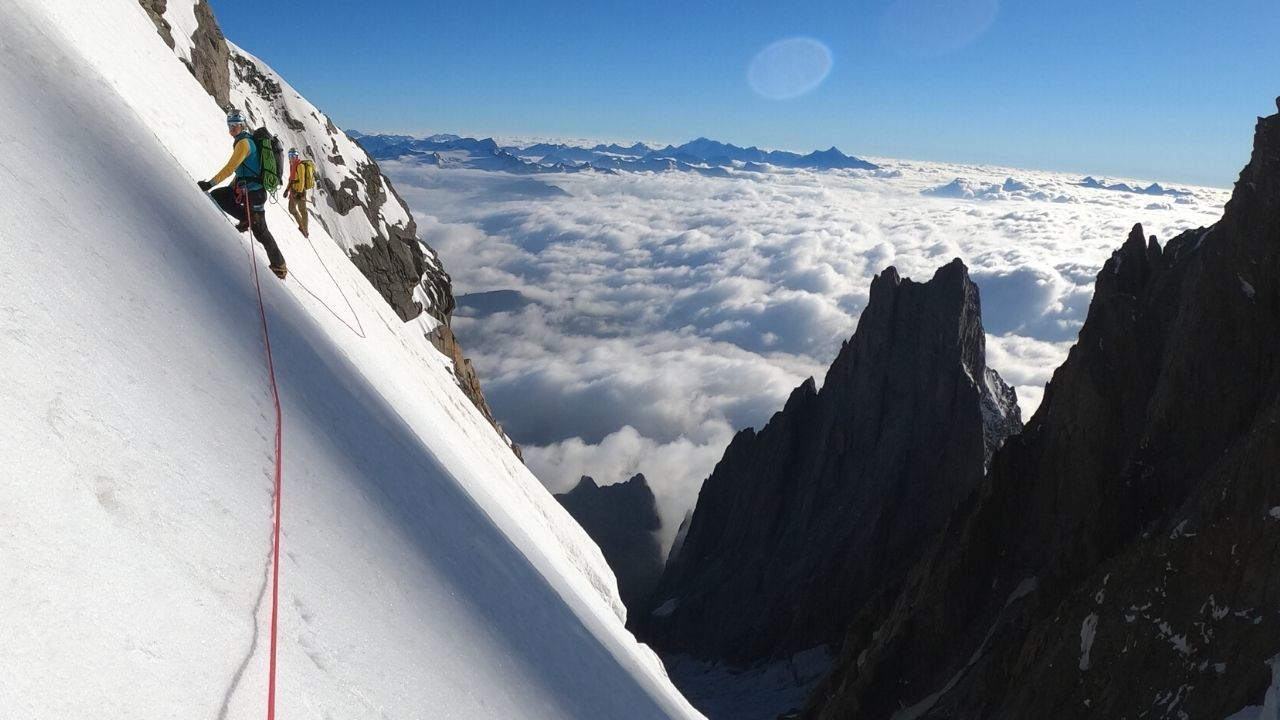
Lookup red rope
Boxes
[243,193,285,720]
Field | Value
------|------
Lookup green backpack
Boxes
[251,126,284,192]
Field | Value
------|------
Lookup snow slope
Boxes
[224,42,422,255]
[0,1,699,717]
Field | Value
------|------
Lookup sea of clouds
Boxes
[382,154,1228,552]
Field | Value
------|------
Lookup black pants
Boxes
[210,185,286,268]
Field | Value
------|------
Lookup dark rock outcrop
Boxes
[228,50,280,104]
[347,232,426,321]
[555,475,664,614]
[666,509,694,571]
[135,0,229,107]
[137,0,175,49]
[805,112,1280,720]
[188,0,230,108]
[426,318,515,459]
[640,260,1021,667]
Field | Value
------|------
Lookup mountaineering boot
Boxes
[270,263,288,280]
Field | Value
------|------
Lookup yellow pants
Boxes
[288,191,308,235]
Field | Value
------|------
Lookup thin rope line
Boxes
[242,194,285,720]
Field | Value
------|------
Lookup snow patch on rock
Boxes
[1079,613,1099,671]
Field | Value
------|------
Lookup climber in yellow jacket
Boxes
[283,148,315,238]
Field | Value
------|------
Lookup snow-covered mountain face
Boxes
[140,0,452,325]
[137,0,453,324]
[225,48,454,323]
[136,0,513,441]
[0,0,700,717]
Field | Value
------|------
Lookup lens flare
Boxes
[747,37,834,100]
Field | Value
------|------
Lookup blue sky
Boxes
[209,0,1279,187]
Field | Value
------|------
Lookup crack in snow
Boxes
[218,541,274,720]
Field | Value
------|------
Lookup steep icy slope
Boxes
[219,40,511,441]
[0,1,699,717]
[224,43,450,322]
[141,0,507,440]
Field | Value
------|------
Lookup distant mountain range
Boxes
[347,130,880,175]
[1077,175,1192,197]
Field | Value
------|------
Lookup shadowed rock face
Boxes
[555,475,663,615]
[805,112,1280,720]
[639,259,1020,667]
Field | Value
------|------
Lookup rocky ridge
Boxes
[805,111,1280,720]
[640,260,1021,669]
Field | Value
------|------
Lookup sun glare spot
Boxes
[747,37,834,100]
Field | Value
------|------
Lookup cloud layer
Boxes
[384,155,1228,550]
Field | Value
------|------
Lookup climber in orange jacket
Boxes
[283,148,315,238]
